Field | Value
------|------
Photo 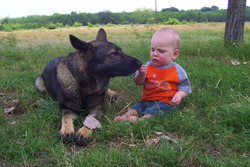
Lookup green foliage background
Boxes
[1,6,250,31]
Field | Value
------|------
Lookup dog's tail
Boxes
[35,76,47,92]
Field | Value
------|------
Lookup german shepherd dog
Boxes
[35,28,142,146]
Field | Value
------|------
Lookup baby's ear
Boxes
[172,49,179,60]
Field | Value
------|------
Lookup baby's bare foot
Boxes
[127,116,138,123]
[114,116,122,122]
[114,115,139,123]
[114,115,128,122]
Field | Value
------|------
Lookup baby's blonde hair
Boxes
[155,27,181,50]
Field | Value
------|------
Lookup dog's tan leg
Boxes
[106,88,119,102]
[75,104,103,146]
[60,109,77,143]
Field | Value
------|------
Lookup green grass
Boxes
[0,24,249,166]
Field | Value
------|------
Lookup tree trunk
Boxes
[224,0,246,44]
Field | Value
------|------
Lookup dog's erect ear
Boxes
[96,28,107,41]
[69,35,91,51]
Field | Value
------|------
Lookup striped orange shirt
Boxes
[140,62,191,104]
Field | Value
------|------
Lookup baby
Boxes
[114,27,192,123]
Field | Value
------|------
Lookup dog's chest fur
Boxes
[56,56,108,108]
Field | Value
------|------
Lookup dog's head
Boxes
[69,29,142,78]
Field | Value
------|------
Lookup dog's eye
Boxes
[107,53,121,63]
[111,53,121,59]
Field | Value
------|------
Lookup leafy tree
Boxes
[86,13,99,25]
[87,22,94,27]
[117,12,134,24]
[201,7,212,12]
[133,8,155,24]
[55,22,64,28]
[47,22,55,29]
[73,22,83,27]
[160,18,180,25]
[0,16,9,30]
[245,6,250,21]
[98,10,118,24]
[180,11,196,21]
[162,7,179,12]
[211,6,219,11]
[32,23,38,29]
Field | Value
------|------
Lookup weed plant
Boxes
[0,24,249,166]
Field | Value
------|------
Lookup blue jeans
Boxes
[130,101,179,116]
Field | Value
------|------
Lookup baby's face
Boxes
[150,32,178,67]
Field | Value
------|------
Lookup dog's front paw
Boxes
[75,126,92,146]
[106,89,119,103]
[60,127,74,143]
[110,93,120,103]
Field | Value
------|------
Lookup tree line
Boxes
[1,6,250,31]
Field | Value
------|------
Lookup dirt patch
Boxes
[67,144,84,153]
[202,144,223,157]
[0,89,26,122]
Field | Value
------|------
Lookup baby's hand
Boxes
[134,65,147,85]
[139,65,147,76]
[171,91,188,106]
[171,93,182,106]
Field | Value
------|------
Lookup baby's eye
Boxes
[159,50,166,53]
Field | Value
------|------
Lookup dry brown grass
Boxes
[1,23,249,45]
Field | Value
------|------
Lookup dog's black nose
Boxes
[137,60,143,67]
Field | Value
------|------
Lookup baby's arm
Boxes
[172,64,191,106]
[171,90,188,106]
[134,65,147,85]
